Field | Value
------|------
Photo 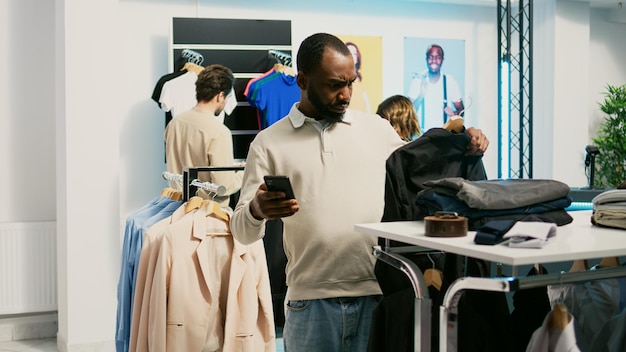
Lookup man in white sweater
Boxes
[230,33,488,351]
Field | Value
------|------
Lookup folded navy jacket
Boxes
[474,220,516,245]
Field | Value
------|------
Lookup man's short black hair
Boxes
[297,33,351,74]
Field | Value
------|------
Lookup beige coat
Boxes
[131,200,275,352]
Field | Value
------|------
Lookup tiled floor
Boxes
[0,336,285,352]
[0,338,56,352]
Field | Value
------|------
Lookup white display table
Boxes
[355,210,626,352]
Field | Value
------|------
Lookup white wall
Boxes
[535,1,593,187]
[588,8,626,138]
[2,0,626,349]
[552,1,592,186]
[0,0,56,223]
[534,1,626,187]
[533,0,557,182]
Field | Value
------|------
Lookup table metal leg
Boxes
[439,277,511,352]
[373,246,432,352]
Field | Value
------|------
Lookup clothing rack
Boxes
[162,171,183,183]
[182,166,245,201]
[164,170,231,200]
[355,211,626,352]
[373,246,432,351]
[181,48,204,65]
[268,49,292,67]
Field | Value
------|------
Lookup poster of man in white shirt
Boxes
[405,38,466,132]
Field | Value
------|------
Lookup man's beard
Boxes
[307,88,347,125]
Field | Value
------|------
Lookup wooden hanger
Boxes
[598,256,620,268]
[273,63,296,77]
[184,196,204,214]
[283,66,296,77]
[160,187,176,197]
[569,259,589,272]
[161,187,183,201]
[548,303,570,331]
[423,253,443,290]
[203,199,230,222]
[423,269,443,291]
[181,62,205,75]
[169,190,183,201]
[442,115,464,133]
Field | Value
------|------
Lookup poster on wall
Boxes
[335,34,383,114]
[404,37,466,132]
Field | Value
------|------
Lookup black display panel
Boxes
[173,18,291,46]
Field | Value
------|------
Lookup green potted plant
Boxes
[592,83,626,188]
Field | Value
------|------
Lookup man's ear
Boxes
[296,72,307,90]
[215,91,226,103]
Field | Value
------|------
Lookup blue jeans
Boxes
[283,295,382,352]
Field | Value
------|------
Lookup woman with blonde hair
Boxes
[376,94,422,142]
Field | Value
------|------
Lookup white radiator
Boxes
[0,222,57,315]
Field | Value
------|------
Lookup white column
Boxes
[534,0,590,186]
[552,1,590,186]
[55,0,121,350]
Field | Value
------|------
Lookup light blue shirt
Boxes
[115,196,175,352]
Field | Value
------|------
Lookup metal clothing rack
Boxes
[355,211,626,352]
[162,171,183,184]
[268,49,292,67]
[373,246,432,351]
[180,48,204,65]
[182,166,244,201]
[372,247,626,352]
[163,170,230,200]
[439,266,626,352]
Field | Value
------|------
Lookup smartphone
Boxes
[264,175,296,199]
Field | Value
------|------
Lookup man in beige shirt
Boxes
[165,64,242,207]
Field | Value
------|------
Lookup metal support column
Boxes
[498,0,533,179]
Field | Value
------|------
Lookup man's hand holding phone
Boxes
[264,176,296,199]
[249,176,299,220]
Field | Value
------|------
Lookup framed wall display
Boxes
[335,34,383,115]
[404,37,466,132]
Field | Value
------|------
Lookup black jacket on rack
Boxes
[370,128,512,352]
[383,127,487,222]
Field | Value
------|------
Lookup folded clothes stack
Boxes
[592,189,626,230]
[415,177,573,230]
